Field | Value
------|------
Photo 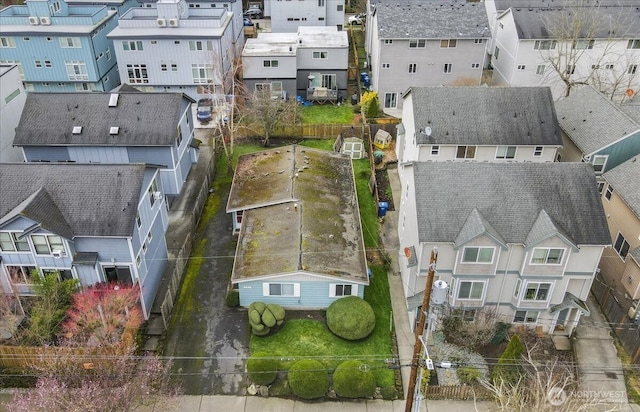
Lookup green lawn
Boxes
[300,104,355,124]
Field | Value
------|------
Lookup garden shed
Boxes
[340,137,365,159]
[373,129,392,149]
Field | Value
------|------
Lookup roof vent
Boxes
[108,93,119,107]
[72,126,82,134]
[109,126,120,135]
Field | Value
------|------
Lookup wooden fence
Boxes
[0,343,128,369]
[236,123,367,140]
[425,385,494,400]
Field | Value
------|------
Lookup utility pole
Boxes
[405,246,438,412]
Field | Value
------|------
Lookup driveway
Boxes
[163,156,250,396]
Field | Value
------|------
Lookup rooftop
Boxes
[242,27,348,57]
[603,155,640,218]
[228,145,368,283]
[406,86,562,146]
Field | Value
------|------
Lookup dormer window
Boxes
[462,247,494,263]
[531,247,564,265]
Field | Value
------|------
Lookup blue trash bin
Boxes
[378,201,389,217]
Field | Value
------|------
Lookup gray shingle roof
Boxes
[555,86,639,156]
[508,6,640,40]
[603,155,640,218]
[376,0,490,39]
[524,209,577,250]
[454,208,507,250]
[409,86,562,146]
[0,163,147,238]
[14,92,193,146]
[413,162,610,246]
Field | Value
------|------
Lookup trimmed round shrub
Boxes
[288,360,328,400]
[248,301,286,336]
[326,296,375,340]
[246,352,278,385]
[333,360,376,398]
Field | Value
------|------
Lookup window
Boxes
[514,310,538,323]
[147,230,153,243]
[142,243,147,254]
[524,282,551,301]
[161,64,167,72]
[127,64,148,84]
[192,64,213,84]
[266,283,298,296]
[614,233,630,260]
[136,254,141,267]
[384,92,397,109]
[136,213,142,228]
[471,63,480,69]
[6,265,36,284]
[517,65,526,71]
[176,127,182,146]
[337,4,343,11]
[409,39,426,48]
[531,248,564,264]
[23,37,30,41]
[65,61,88,80]
[384,39,393,45]
[534,40,557,50]
[605,64,614,70]
[536,64,546,75]
[494,46,499,59]
[122,41,143,51]
[0,37,15,48]
[629,65,638,75]
[462,247,494,263]
[408,63,417,73]
[499,22,504,29]
[34,60,43,68]
[457,281,484,299]
[171,64,177,71]
[330,284,355,297]
[474,39,483,44]
[31,235,64,255]
[597,182,605,193]
[263,60,279,68]
[514,279,521,298]
[0,60,24,80]
[440,39,457,48]
[444,63,452,74]
[628,39,640,49]
[573,39,594,49]
[592,64,600,70]
[106,49,111,60]
[5,88,20,104]
[592,155,608,173]
[0,232,30,252]
[431,145,439,156]
[456,145,476,159]
[312,51,328,59]
[605,184,614,200]
[188,40,213,51]
[45,60,52,68]
[534,146,543,156]
[566,65,576,75]
[496,146,516,159]
[382,63,390,69]
[318,0,324,5]
[148,179,158,207]
[59,37,81,48]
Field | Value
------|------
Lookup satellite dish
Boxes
[424,126,432,136]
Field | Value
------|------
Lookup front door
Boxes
[555,308,569,332]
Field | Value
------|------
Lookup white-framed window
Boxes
[75,82,96,92]
[566,65,576,75]
[0,232,30,252]
[65,60,88,80]
[456,145,476,159]
[127,64,148,84]
[431,145,439,156]
[384,92,397,109]
[408,63,417,74]
[605,64,614,70]
[534,146,543,156]
[142,243,147,254]
[337,4,343,11]
[45,60,52,68]
[188,40,213,51]
[462,247,494,263]
[597,182,605,193]
[534,40,556,50]
[409,39,426,48]
[264,282,300,297]
[382,63,390,69]
[0,37,16,48]
[517,65,526,71]
[0,60,24,80]
[34,60,43,68]
[536,64,546,75]
[136,212,142,228]
[136,254,141,267]
[592,155,608,174]
[444,63,452,73]
[384,39,393,45]
[614,233,630,260]
[628,39,640,49]
[161,64,167,72]
[531,248,564,265]
[148,179,158,207]
[122,40,143,51]
[514,310,538,323]
[171,64,177,71]
[312,51,328,59]
[496,146,516,159]
[330,284,357,297]
[605,184,614,201]
[147,231,153,243]
[471,63,480,69]
[59,37,81,48]
[513,279,521,298]
[494,47,499,59]
[106,49,111,60]
[191,64,213,84]
[629,65,638,75]
[573,39,594,49]
[457,281,484,300]
[440,39,457,48]
[474,39,483,44]
[523,282,551,301]
[263,60,279,68]
[6,265,36,284]
[31,234,64,255]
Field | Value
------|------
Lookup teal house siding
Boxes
[593,130,640,173]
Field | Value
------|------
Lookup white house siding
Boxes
[242,54,297,81]
[266,0,344,33]
[0,65,26,163]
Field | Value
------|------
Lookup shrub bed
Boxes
[246,352,278,385]
[333,360,376,398]
[326,296,375,340]
[287,359,328,399]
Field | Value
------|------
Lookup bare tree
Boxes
[539,0,640,100]
[241,92,299,146]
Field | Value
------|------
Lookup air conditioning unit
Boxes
[153,191,163,201]
[28,16,39,25]
[168,18,179,27]
[52,250,64,258]
[156,18,166,27]
[40,16,51,25]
